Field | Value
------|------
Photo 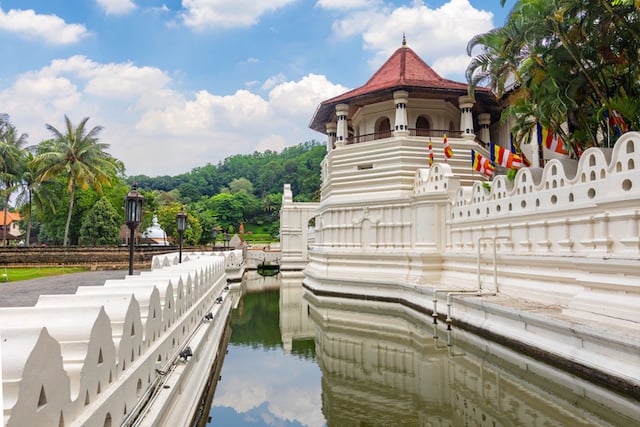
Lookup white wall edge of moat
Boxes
[1,250,239,427]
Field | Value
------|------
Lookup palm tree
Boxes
[15,150,58,246]
[32,116,118,246]
[468,0,640,153]
[0,121,28,246]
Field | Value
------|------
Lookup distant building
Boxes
[0,211,24,244]
[142,216,170,246]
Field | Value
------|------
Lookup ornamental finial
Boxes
[402,33,406,46]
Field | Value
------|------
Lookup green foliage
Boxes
[0,116,28,245]
[79,197,121,245]
[467,0,640,153]
[32,116,119,246]
[131,140,325,202]
[203,193,243,229]
[156,203,202,245]
[229,177,254,194]
[1,121,323,246]
[230,289,282,348]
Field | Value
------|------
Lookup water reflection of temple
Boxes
[279,271,316,353]
[303,288,639,427]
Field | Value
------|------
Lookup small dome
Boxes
[143,216,169,245]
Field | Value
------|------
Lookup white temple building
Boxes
[280,40,640,402]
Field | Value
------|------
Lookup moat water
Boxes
[206,272,638,427]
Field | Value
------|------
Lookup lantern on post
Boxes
[176,209,187,263]
[212,225,220,250]
[124,183,144,275]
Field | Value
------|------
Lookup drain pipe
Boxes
[432,235,509,340]
[444,235,510,329]
[478,236,510,292]
[492,236,510,292]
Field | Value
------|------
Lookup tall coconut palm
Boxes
[0,122,28,246]
[33,116,118,246]
[15,150,58,246]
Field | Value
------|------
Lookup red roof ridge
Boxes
[323,45,469,105]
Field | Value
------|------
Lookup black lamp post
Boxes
[212,226,220,250]
[222,231,230,249]
[124,183,144,275]
[176,209,187,263]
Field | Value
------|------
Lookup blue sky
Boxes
[0,0,515,176]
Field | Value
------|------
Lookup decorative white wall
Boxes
[1,252,233,427]
[285,132,640,326]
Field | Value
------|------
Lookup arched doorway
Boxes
[375,117,391,139]
[416,115,431,136]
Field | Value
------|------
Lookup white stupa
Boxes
[143,215,169,245]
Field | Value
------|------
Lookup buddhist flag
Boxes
[607,109,628,136]
[510,133,531,167]
[537,123,568,155]
[428,139,434,166]
[443,133,453,159]
[471,150,494,177]
[491,142,523,169]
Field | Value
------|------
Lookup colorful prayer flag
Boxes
[428,139,434,166]
[443,134,453,159]
[491,142,522,169]
[537,123,568,155]
[607,109,628,136]
[471,150,494,177]
[510,133,531,167]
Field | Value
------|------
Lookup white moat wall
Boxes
[1,250,241,427]
[283,132,640,394]
[296,132,640,322]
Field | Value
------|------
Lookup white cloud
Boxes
[0,56,345,176]
[0,8,89,45]
[268,73,348,117]
[181,0,298,29]
[315,0,380,10]
[262,73,287,91]
[330,0,493,79]
[431,54,473,78]
[96,0,137,15]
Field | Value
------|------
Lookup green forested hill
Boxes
[129,140,324,202]
[122,140,326,244]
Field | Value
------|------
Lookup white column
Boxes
[459,95,476,140]
[478,113,491,144]
[336,104,349,146]
[393,90,409,136]
[326,122,337,151]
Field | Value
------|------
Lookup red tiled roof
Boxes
[324,45,469,105]
[309,43,497,133]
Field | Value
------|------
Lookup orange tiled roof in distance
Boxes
[0,211,22,226]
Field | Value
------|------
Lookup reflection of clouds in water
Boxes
[212,346,326,427]
[268,386,323,427]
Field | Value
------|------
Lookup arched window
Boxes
[416,116,431,136]
[375,117,391,139]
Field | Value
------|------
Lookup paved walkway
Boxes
[0,270,132,307]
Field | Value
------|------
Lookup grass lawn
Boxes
[1,267,89,282]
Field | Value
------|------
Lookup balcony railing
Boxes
[346,129,464,145]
